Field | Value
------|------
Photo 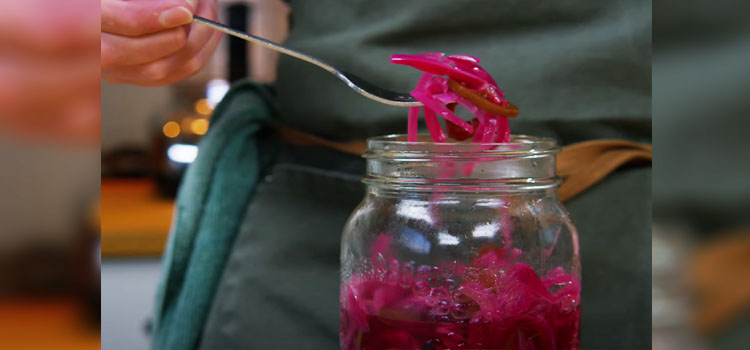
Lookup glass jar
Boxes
[340,135,581,350]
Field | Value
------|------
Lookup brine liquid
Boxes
[341,237,580,350]
[349,310,579,350]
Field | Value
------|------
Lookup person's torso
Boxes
[275,0,651,141]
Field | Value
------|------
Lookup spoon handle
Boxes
[192,15,337,75]
[192,15,421,107]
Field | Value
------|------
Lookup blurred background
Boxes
[0,0,100,349]
[652,0,750,349]
[101,1,289,349]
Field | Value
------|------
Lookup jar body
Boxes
[339,136,581,350]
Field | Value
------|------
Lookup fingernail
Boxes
[186,0,198,10]
[159,7,193,28]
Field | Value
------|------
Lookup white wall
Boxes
[101,82,172,152]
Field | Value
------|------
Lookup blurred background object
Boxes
[0,0,100,144]
[0,0,100,349]
[688,232,750,348]
[652,222,708,350]
[653,0,750,348]
[100,1,289,348]
[0,143,100,349]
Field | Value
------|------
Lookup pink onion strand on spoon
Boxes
[391,53,515,143]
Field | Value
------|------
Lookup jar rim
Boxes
[363,134,560,191]
[364,134,559,159]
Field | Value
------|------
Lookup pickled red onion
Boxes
[340,234,581,350]
[391,53,515,143]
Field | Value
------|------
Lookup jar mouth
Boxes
[363,134,561,192]
[364,134,559,160]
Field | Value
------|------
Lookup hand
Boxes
[0,0,100,143]
[101,0,221,86]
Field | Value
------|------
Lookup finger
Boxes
[102,22,215,84]
[150,30,223,86]
[102,0,195,36]
[0,91,101,145]
[106,29,221,87]
[0,0,99,55]
[0,53,99,121]
[101,26,189,68]
[55,93,102,145]
[103,1,218,85]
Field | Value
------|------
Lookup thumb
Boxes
[102,0,196,37]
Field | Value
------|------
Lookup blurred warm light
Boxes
[191,119,209,135]
[167,144,198,164]
[162,122,180,138]
[180,117,194,133]
[194,99,213,116]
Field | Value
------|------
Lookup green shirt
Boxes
[276,0,651,141]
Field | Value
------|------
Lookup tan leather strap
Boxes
[276,127,367,155]
[276,127,652,202]
[689,232,750,335]
[557,139,652,201]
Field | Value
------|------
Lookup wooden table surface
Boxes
[101,179,174,257]
[0,298,100,349]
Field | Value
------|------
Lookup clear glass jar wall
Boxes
[340,135,581,350]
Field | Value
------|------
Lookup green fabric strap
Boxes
[152,80,277,350]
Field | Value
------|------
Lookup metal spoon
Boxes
[193,15,420,107]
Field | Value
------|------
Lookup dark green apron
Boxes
[153,1,652,349]
[196,139,650,350]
